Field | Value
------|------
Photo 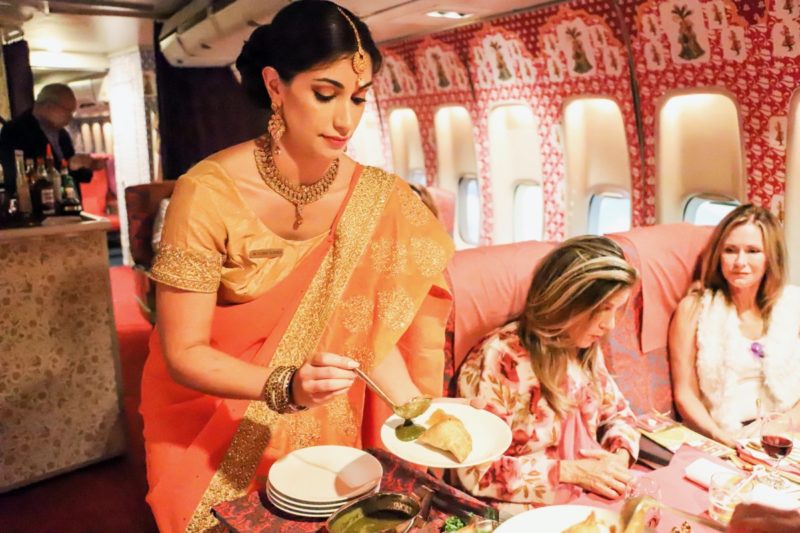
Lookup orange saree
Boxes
[140,166,454,532]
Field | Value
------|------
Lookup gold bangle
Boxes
[262,366,307,414]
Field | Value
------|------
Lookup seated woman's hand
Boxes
[291,352,359,408]
[559,448,633,499]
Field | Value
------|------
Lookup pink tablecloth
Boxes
[574,445,727,532]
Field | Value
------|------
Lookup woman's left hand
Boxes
[580,448,631,471]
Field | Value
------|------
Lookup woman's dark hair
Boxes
[235,0,382,109]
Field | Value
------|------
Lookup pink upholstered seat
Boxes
[443,224,713,415]
[427,186,456,236]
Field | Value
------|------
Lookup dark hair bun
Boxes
[233,1,382,110]
[235,24,273,110]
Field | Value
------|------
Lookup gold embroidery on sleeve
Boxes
[149,242,223,293]
[411,237,447,278]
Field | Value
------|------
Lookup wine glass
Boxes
[759,412,793,489]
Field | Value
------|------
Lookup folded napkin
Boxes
[684,458,800,511]
[684,458,737,488]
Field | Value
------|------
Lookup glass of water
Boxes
[708,471,753,525]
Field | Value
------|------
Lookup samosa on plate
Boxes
[563,511,603,533]
[426,408,456,427]
[417,409,472,462]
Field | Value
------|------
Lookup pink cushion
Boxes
[446,240,555,371]
[444,225,713,414]
[611,224,712,353]
[427,187,455,236]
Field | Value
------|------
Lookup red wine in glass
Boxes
[761,435,793,459]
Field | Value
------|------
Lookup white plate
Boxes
[380,400,512,468]
[495,505,621,533]
[268,475,380,505]
[267,481,378,510]
[266,486,339,517]
[267,445,383,503]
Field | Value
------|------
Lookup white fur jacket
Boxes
[695,285,800,436]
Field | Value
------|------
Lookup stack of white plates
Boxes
[266,445,383,518]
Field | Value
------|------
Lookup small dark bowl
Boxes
[325,491,421,533]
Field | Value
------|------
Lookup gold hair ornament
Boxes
[336,6,367,82]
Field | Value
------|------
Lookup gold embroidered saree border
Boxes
[185,167,395,532]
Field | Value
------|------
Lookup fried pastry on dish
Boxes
[426,408,457,426]
[562,512,612,533]
[417,410,472,462]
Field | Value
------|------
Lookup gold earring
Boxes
[268,101,286,143]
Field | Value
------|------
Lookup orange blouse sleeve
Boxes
[150,172,227,293]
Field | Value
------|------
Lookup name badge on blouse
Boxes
[250,248,283,259]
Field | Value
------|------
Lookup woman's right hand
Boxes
[712,430,738,449]
[559,449,633,499]
[291,352,359,408]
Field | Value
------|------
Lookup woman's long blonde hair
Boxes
[697,204,786,322]
[518,236,638,417]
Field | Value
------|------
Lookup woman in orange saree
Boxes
[139,2,453,531]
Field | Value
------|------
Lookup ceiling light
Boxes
[426,11,472,19]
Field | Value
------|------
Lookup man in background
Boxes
[0,83,103,196]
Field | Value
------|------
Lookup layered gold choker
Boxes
[253,135,339,229]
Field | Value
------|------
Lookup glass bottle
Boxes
[14,150,33,218]
[59,161,82,215]
[46,144,62,205]
[31,157,56,218]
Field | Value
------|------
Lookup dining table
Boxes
[212,447,496,533]
[212,444,744,533]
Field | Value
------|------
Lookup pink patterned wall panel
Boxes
[373,0,796,239]
[619,0,795,222]
[374,0,643,243]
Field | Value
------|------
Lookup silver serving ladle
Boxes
[353,367,431,420]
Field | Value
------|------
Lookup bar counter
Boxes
[0,214,126,492]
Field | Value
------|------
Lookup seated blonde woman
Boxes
[456,236,640,509]
[670,204,800,448]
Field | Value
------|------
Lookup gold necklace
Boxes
[253,135,339,229]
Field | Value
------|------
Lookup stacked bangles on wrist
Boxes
[263,365,308,414]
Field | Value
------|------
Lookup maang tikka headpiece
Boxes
[336,6,367,83]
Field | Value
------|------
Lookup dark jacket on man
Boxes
[0,109,93,196]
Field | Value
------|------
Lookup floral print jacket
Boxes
[455,322,640,506]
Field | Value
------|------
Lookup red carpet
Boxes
[0,266,158,533]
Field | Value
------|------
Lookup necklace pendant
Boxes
[293,204,303,230]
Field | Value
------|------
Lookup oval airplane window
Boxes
[103,122,114,156]
[348,93,386,168]
[388,108,426,184]
[434,106,478,248]
[458,174,480,245]
[80,123,93,153]
[488,105,544,244]
[92,122,105,154]
[588,192,631,235]
[683,195,739,225]
[657,91,744,224]
[563,97,631,236]
[513,182,543,241]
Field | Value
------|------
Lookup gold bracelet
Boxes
[262,366,307,414]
